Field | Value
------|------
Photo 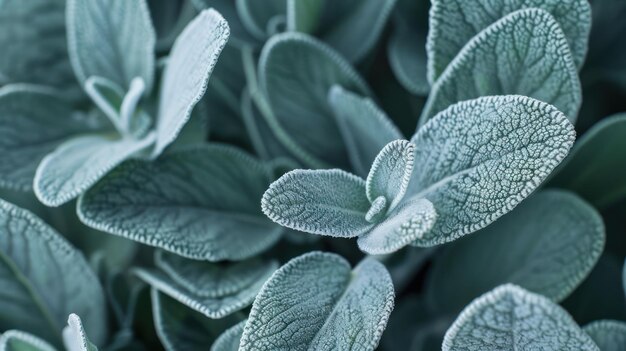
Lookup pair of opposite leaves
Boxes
[0,0,230,207]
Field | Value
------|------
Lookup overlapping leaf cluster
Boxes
[0,0,625,350]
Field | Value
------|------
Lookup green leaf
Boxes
[0,200,106,347]
[79,144,282,261]
[262,169,372,237]
[328,86,402,178]
[0,330,56,351]
[387,19,429,96]
[427,0,591,83]
[420,9,581,125]
[190,0,257,47]
[584,320,626,351]
[63,314,98,351]
[0,0,79,98]
[236,0,286,40]
[357,198,437,255]
[151,289,242,351]
[366,140,415,210]
[67,0,155,90]
[135,256,275,319]
[258,33,371,167]
[0,85,105,191]
[34,132,156,207]
[286,0,325,33]
[442,284,599,351]
[211,320,245,351]
[239,252,394,351]
[549,113,626,209]
[428,190,604,314]
[153,9,230,156]
[408,95,575,246]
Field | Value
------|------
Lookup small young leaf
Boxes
[427,0,591,82]
[286,0,325,33]
[34,132,156,207]
[153,9,230,156]
[549,113,626,209]
[0,85,106,191]
[428,190,604,314]
[408,95,575,246]
[328,86,402,178]
[67,0,155,90]
[151,290,242,351]
[0,330,56,351]
[79,144,282,261]
[366,140,415,210]
[584,320,626,351]
[420,9,581,125]
[262,169,372,237]
[239,252,394,351]
[211,320,246,351]
[259,33,371,167]
[63,314,98,351]
[0,199,106,347]
[442,284,599,351]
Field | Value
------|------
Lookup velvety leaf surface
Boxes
[286,0,325,33]
[79,144,282,261]
[328,86,402,178]
[366,140,415,210]
[584,320,626,351]
[0,331,56,351]
[420,9,581,125]
[262,169,372,237]
[151,290,242,351]
[427,0,591,82]
[63,314,98,351]
[442,284,599,351]
[0,0,79,97]
[211,320,245,351]
[408,95,575,246]
[34,133,156,207]
[0,200,106,347]
[549,113,626,209]
[67,0,155,90]
[259,33,371,167]
[239,252,394,351]
[428,190,604,314]
[190,0,257,47]
[0,85,104,191]
[154,9,230,156]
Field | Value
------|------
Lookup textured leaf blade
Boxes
[0,330,56,351]
[259,33,371,167]
[442,284,599,351]
[0,85,105,191]
[428,190,604,314]
[584,320,626,351]
[420,9,581,125]
[286,0,325,33]
[0,200,106,347]
[63,314,98,351]
[79,144,282,261]
[34,133,156,207]
[239,252,394,351]
[408,95,575,246]
[67,0,155,90]
[211,320,245,351]
[328,86,402,178]
[154,9,230,156]
[262,169,372,237]
[366,140,415,210]
[427,0,591,83]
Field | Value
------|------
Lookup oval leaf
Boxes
[79,144,282,261]
[584,320,626,351]
[408,95,575,246]
[0,200,106,347]
[366,140,415,210]
[259,33,371,167]
[0,331,55,351]
[239,252,394,350]
[262,169,372,237]
[428,190,604,314]
[427,0,591,82]
[420,8,581,125]
[67,0,155,90]
[442,284,599,351]
[154,9,230,156]
[211,320,245,351]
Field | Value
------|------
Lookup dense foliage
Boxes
[0,0,625,350]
